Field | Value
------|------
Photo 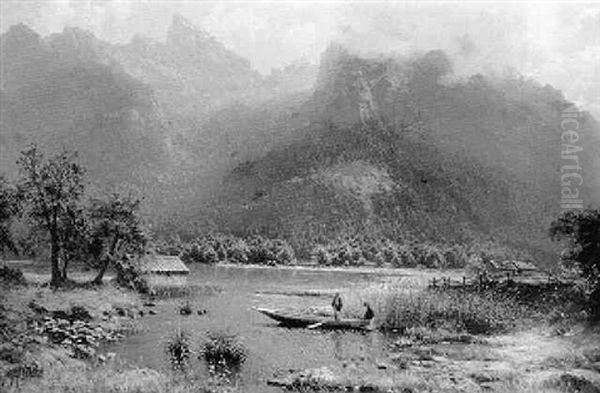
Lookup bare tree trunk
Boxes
[61,257,69,281]
[50,232,62,287]
[92,256,110,285]
[92,238,118,285]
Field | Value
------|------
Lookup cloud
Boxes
[1,1,598,116]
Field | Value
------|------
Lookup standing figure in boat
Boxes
[332,292,343,320]
[363,302,374,320]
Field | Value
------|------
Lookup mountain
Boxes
[2,20,598,264]
[0,19,318,219]
[110,14,263,119]
[0,23,174,213]
[205,45,600,261]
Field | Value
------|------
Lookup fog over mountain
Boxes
[2,1,599,117]
[1,3,599,263]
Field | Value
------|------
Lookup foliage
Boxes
[0,265,26,286]
[87,194,147,285]
[181,233,295,266]
[551,209,600,321]
[114,256,149,293]
[34,316,121,359]
[0,177,21,258]
[201,332,247,373]
[17,145,86,286]
[311,238,469,268]
[165,330,191,371]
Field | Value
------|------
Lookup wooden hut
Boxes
[138,254,190,288]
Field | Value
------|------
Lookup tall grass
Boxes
[343,281,527,335]
[3,364,238,393]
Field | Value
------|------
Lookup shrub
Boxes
[313,245,332,265]
[201,332,247,373]
[397,245,417,267]
[166,330,191,371]
[443,245,468,268]
[0,265,26,286]
[35,317,121,359]
[182,243,219,264]
[180,234,294,266]
[114,257,149,293]
[246,236,295,265]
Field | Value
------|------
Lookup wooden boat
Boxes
[253,307,372,330]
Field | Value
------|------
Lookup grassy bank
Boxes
[0,269,236,393]
[341,277,587,337]
[4,361,239,393]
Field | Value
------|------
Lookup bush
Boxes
[201,332,247,373]
[114,257,149,293]
[166,330,191,370]
[246,236,295,265]
[0,265,26,286]
[443,245,468,268]
[181,234,295,266]
[35,317,122,359]
[310,239,466,269]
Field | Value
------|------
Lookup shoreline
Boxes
[215,262,464,276]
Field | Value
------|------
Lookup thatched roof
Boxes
[138,254,189,275]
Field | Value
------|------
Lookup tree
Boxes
[550,209,600,321]
[0,177,21,258]
[58,204,89,280]
[88,193,147,285]
[17,145,85,287]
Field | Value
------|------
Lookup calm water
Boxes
[105,265,403,392]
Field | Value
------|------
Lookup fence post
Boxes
[462,276,466,288]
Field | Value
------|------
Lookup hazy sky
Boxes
[1,1,599,115]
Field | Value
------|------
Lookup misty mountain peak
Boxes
[1,23,42,48]
[167,13,217,49]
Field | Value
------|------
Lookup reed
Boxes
[343,280,527,335]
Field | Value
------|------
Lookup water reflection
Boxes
[104,265,397,393]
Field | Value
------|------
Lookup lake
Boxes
[104,264,416,392]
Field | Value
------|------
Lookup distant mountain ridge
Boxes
[207,46,600,262]
[0,17,317,217]
[1,19,598,264]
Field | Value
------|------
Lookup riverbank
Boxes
[265,279,600,393]
[4,263,599,393]
[0,268,235,393]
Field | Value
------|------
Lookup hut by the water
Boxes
[138,254,189,288]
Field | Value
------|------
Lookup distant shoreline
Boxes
[215,262,462,276]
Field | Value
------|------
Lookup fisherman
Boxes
[331,292,343,321]
[363,302,374,320]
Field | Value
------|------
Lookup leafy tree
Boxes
[17,145,85,287]
[88,194,147,285]
[550,209,600,321]
[0,177,21,258]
